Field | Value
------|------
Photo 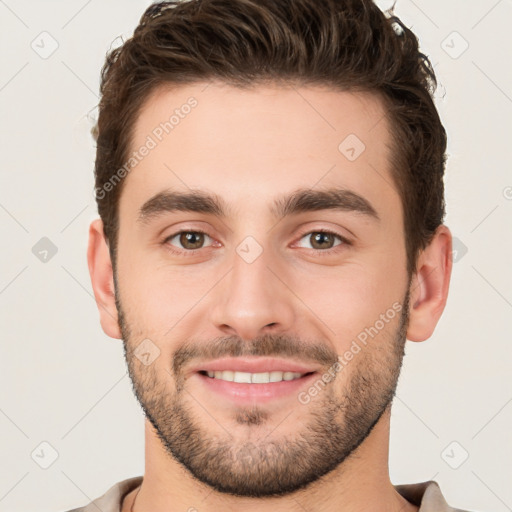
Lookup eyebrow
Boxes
[137,187,380,225]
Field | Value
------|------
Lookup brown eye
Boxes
[296,230,346,251]
[310,232,336,249]
[180,232,204,249]
[164,231,213,251]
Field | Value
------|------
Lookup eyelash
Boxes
[162,228,351,257]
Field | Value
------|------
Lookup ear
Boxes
[407,224,453,342]
[87,218,122,339]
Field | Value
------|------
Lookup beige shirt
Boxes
[64,476,476,511]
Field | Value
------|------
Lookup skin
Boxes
[87,81,452,512]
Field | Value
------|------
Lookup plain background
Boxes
[0,1,511,511]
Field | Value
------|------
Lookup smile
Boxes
[200,370,311,383]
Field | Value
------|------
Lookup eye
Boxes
[295,229,349,251]
[163,230,215,252]
[161,228,350,256]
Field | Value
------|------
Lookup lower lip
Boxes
[194,372,318,404]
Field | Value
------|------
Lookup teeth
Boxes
[206,370,305,383]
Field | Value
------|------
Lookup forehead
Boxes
[120,81,401,226]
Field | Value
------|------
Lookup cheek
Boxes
[121,261,215,337]
[290,258,404,344]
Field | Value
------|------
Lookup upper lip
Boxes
[190,357,321,375]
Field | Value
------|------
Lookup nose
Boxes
[209,244,296,342]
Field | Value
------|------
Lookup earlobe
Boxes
[406,225,453,342]
[86,218,122,339]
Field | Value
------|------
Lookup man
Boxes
[68,0,476,510]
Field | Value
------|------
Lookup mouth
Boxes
[193,369,319,404]
[198,369,315,383]
[188,357,323,403]
[190,356,321,376]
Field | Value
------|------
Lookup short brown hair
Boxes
[93,0,447,278]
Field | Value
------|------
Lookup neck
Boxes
[124,407,418,512]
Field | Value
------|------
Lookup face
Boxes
[113,82,412,497]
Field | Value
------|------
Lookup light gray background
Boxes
[1,1,511,511]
